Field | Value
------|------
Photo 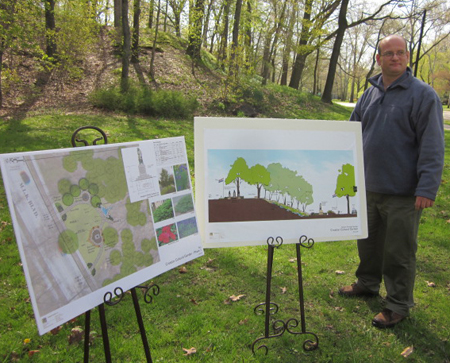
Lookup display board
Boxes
[194,117,367,248]
[0,137,203,335]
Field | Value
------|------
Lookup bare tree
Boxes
[121,0,131,92]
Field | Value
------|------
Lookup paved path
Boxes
[336,102,450,130]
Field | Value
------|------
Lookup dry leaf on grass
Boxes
[182,347,197,356]
[50,326,62,335]
[401,346,414,358]
[229,294,245,301]
[239,318,249,325]
[280,287,287,294]
[335,270,345,275]
[68,326,84,345]
[426,281,436,287]
[179,266,188,273]
[28,350,40,357]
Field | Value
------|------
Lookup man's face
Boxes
[376,36,409,80]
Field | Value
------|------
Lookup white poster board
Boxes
[0,137,203,335]
[194,117,367,248]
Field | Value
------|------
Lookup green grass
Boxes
[1,110,449,362]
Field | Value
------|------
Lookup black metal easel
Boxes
[251,235,319,355]
[71,126,160,363]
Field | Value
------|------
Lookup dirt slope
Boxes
[0,30,221,120]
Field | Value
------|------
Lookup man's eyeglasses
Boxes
[380,50,407,58]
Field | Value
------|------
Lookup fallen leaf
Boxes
[28,350,40,357]
[190,299,198,305]
[426,281,436,287]
[280,287,287,294]
[182,347,197,356]
[23,338,31,344]
[229,294,245,301]
[68,326,84,345]
[446,219,450,223]
[239,318,249,325]
[179,266,188,274]
[401,346,414,358]
[335,270,345,275]
[335,306,345,312]
[50,326,62,335]
[289,258,297,262]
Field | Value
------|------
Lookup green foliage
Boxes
[174,194,194,215]
[89,85,199,119]
[152,199,174,223]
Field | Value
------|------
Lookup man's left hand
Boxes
[415,196,434,210]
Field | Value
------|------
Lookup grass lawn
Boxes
[0,112,449,362]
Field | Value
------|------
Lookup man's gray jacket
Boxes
[350,67,445,200]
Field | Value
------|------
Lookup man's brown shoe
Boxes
[372,309,406,328]
[338,283,378,297]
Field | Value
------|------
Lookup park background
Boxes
[1,0,450,361]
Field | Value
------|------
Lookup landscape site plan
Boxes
[0,137,203,335]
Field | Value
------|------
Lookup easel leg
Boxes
[84,310,91,363]
[296,242,307,333]
[98,304,112,363]
[131,287,153,363]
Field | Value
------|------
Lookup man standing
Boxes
[339,35,445,328]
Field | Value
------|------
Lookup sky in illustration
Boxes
[207,149,358,215]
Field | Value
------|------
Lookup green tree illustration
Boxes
[225,157,249,197]
[247,164,270,198]
[334,163,357,214]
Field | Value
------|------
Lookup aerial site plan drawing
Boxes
[0,136,203,335]
[195,117,368,248]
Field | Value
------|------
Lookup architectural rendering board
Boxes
[0,137,203,335]
[195,117,368,248]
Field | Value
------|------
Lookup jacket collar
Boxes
[369,67,413,91]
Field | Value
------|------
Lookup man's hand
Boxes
[415,196,434,210]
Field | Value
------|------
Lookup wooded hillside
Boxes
[1,0,450,113]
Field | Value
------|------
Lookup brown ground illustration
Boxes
[209,198,355,223]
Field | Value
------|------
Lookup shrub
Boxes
[89,85,198,118]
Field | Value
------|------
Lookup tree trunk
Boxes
[218,0,230,67]
[148,0,154,28]
[202,0,215,45]
[261,31,272,85]
[321,0,349,104]
[114,0,122,28]
[243,0,252,67]
[313,40,320,95]
[230,0,243,77]
[288,0,312,89]
[280,4,297,86]
[186,0,205,61]
[149,0,161,82]
[121,0,131,92]
[131,0,141,63]
[44,0,57,60]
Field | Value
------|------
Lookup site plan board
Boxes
[0,137,203,335]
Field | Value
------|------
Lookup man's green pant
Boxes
[356,191,422,316]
